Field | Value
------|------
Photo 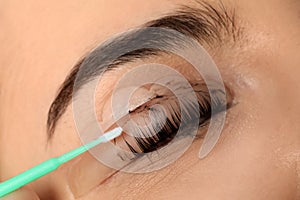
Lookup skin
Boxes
[1,0,300,199]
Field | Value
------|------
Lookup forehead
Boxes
[0,0,183,88]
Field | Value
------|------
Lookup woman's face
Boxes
[1,0,300,199]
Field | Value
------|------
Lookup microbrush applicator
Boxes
[0,127,122,197]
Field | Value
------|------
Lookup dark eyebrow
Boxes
[47,1,241,138]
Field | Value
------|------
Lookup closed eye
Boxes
[108,81,232,159]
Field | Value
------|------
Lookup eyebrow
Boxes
[47,1,241,138]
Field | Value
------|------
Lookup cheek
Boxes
[76,114,295,200]
[207,65,300,198]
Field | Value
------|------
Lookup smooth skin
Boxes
[1,0,300,199]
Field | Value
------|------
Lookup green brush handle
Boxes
[0,127,122,198]
[0,158,60,197]
[0,144,90,198]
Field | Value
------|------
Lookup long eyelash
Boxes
[122,85,226,154]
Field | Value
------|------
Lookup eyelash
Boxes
[116,83,229,156]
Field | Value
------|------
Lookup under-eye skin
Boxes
[111,81,232,158]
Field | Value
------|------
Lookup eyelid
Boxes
[108,81,228,153]
[98,85,155,131]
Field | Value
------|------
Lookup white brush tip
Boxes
[103,127,123,142]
